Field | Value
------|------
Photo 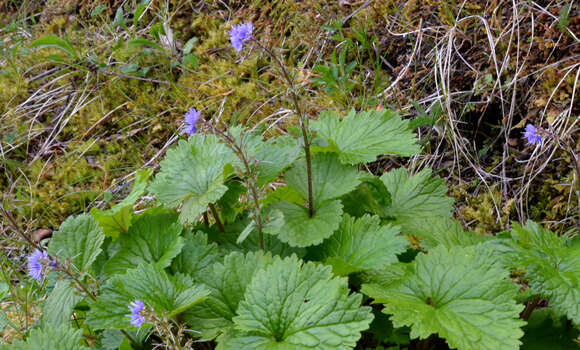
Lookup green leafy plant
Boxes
[4,18,580,350]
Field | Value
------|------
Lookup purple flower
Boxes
[229,22,254,53]
[524,124,542,146]
[184,108,200,136]
[127,300,145,327]
[27,249,51,281]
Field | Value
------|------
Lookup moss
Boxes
[458,187,514,235]
[1,0,577,234]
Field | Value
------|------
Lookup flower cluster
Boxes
[229,22,253,53]
[523,124,542,146]
[184,108,200,136]
[127,299,145,327]
[27,249,54,281]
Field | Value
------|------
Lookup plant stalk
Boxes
[251,39,315,217]
[201,121,265,250]
[1,203,143,349]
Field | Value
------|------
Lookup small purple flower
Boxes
[229,22,254,53]
[524,124,542,146]
[127,300,145,327]
[184,108,200,136]
[27,249,51,281]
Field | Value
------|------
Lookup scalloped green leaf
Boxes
[286,153,360,208]
[149,134,239,224]
[311,109,420,164]
[362,244,525,350]
[418,217,490,250]
[220,255,373,349]
[314,214,408,275]
[182,251,275,340]
[503,221,580,324]
[48,214,105,273]
[170,231,220,280]
[104,208,184,276]
[266,199,343,247]
[42,280,83,327]
[380,168,454,236]
[86,264,209,330]
[8,324,88,350]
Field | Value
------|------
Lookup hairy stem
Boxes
[201,121,265,250]
[1,204,143,349]
[251,39,315,217]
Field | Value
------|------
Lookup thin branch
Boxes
[250,39,315,217]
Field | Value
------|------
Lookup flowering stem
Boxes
[251,39,315,217]
[1,204,143,349]
[56,263,142,349]
[208,203,225,233]
[201,120,265,250]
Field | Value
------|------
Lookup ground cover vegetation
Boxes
[0,0,579,349]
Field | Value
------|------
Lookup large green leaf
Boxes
[149,134,239,224]
[86,264,209,330]
[104,208,184,276]
[220,255,373,349]
[362,244,525,350]
[170,231,220,280]
[264,153,353,247]
[380,168,454,236]
[311,109,420,164]
[182,251,275,340]
[48,214,105,273]
[502,221,580,324]
[266,200,343,247]
[42,280,83,327]
[314,214,408,275]
[285,153,360,208]
[8,324,88,350]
